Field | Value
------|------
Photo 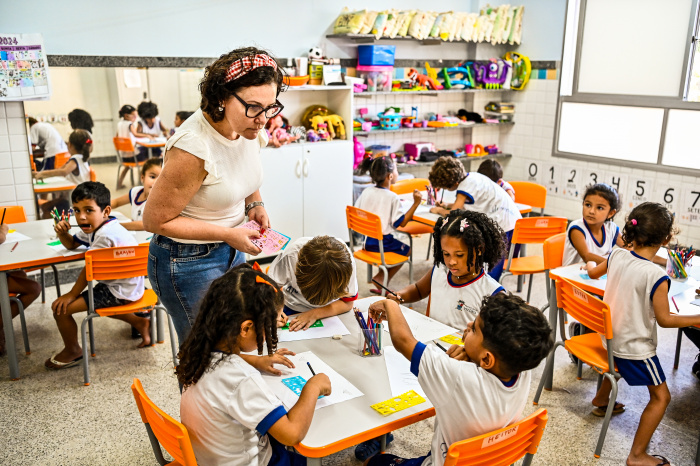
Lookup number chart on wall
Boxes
[0,33,51,101]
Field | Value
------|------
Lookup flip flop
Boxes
[651,454,675,466]
[44,354,83,370]
[591,401,625,417]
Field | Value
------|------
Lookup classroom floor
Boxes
[2,163,699,465]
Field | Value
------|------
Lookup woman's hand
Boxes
[224,227,263,255]
[248,205,270,230]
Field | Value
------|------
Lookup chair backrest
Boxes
[54,152,70,168]
[131,378,198,466]
[543,232,566,270]
[346,206,384,240]
[509,181,547,210]
[85,245,149,281]
[113,137,136,152]
[511,217,568,245]
[390,178,431,195]
[89,167,97,182]
[443,408,548,466]
[556,278,612,340]
[1,206,27,224]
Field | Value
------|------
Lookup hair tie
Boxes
[252,262,263,272]
[85,139,92,144]
[225,54,278,83]
[256,275,277,292]
[631,219,637,225]
[460,219,469,232]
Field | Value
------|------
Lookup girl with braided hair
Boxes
[388,209,507,329]
[179,263,331,465]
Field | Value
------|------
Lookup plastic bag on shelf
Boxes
[359,11,379,35]
[429,11,453,38]
[372,11,390,39]
[460,13,479,42]
[408,11,438,40]
[509,6,524,45]
[333,8,366,34]
[393,10,416,38]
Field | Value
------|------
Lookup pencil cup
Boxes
[666,255,688,280]
[358,325,383,357]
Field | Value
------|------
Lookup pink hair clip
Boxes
[631,219,637,225]
[225,54,278,83]
[460,219,469,232]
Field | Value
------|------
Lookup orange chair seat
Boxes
[122,161,147,168]
[507,256,545,275]
[564,333,616,374]
[96,289,157,317]
[397,221,433,236]
[354,249,409,267]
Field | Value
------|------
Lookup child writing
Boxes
[585,202,700,466]
[135,101,168,158]
[267,235,359,332]
[354,156,422,290]
[428,157,521,281]
[178,264,331,465]
[32,129,93,219]
[477,159,515,200]
[116,104,148,190]
[389,210,506,329]
[110,158,162,231]
[45,181,151,369]
[364,293,553,466]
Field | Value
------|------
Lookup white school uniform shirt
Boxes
[498,179,514,194]
[267,237,359,313]
[354,186,406,238]
[30,122,67,160]
[139,117,164,137]
[603,248,670,360]
[116,119,138,156]
[456,173,521,232]
[429,264,504,329]
[180,353,287,466]
[562,219,620,266]
[73,217,144,301]
[412,343,531,466]
[64,154,90,186]
[128,187,147,221]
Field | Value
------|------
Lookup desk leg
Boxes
[0,271,20,380]
[148,147,153,159]
[307,458,322,466]
[380,434,387,452]
[544,275,558,391]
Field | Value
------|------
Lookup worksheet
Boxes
[277,315,350,342]
[383,346,425,397]
[241,220,291,254]
[46,240,86,256]
[4,230,31,242]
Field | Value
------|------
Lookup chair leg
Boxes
[156,306,165,344]
[88,319,96,357]
[577,359,583,379]
[426,234,432,261]
[408,257,413,284]
[594,373,618,458]
[381,266,389,298]
[533,341,562,404]
[50,264,61,297]
[115,165,121,191]
[81,315,94,386]
[130,167,135,187]
[144,424,169,466]
[150,309,157,347]
[40,268,46,303]
[9,297,30,355]
[673,328,683,369]
[526,274,534,302]
[522,453,534,466]
[367,264,372,284]
[596,373,603,391]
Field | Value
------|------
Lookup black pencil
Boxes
[435,342,448,352]
[0,208,5,225]
[307,361,316,376]
[371,279,403,302]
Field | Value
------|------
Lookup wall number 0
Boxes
[528,163,538,178]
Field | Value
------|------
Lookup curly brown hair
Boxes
[428,156,467,189]
[176,263,284,388]
[199,47,287,123]
[433,210,507,270]
[296,236,354,306]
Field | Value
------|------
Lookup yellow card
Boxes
[371,390,426,416]
[439,334,463,346]
[8,229,16,233]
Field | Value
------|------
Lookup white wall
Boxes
[0,102,36,220]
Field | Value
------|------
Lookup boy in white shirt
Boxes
[45,182,150,370]
[364,293,553,466]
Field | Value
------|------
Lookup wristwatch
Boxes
[245,201,265,216]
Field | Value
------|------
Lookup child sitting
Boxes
[354,156,422,290]
[179,264,331,465]
[169,110,193,137]
[135,101,168,158]
[32,129,93,219]
[364,293,553,466]
[428,157,521,281]
[389,210,506,329]
[45,181,150,369]
[116,104,148,190]
[267,235,358,332]
[28,117,68,171]
[585,202,700,466]
[110,158,162,231]
[477,159,515,200]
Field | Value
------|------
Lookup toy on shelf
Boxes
[265,115,300,147]
[377,109,403,130]
[465,144,486,156]
[310,114,347,140]
[407,68,444,90]
[472,59,511,89]
[353,136,365,169]
[485,144,500,154]
[316,123,332,141]
[301,105,330,130]
[504,51,531,90]
[357,65,393,92]
[441,66,475,89]
[306,129,321,142]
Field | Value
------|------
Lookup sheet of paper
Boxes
[691,298,700,307]
[669,280,693,298]
[260,351,363,410]
[384,346,425,397]
[689,266,700,281]
[277,315,350,342]
[241,220,291,255]
[46,240,86,256]
[5,231,31,242]
[354,296,460,342]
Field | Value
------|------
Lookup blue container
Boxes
[358,45,396,66]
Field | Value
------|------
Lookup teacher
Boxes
[144,47,285,346]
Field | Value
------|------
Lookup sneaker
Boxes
[354,432,394,461]
[568,322,581,364]
[692,354,700,381]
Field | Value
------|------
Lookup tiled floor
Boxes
[2,164,699,465]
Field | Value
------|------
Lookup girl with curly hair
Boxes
[179,264,331,465]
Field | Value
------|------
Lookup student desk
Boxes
[33,177,77,214]
[0,218,152,380]
[138,139,166,159]
[284,298,437,464]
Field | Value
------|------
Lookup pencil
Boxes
[435,342,448,352]
[11,242,18,252]
[0,208,5,225]
[671,296,679,313]
[371,279,403,302]
[307,361,316,376]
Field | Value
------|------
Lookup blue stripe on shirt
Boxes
[73,235,89,247]
[256,405,287,436]
[393,214,406,229]
[410,342,427,377]
[650,276,670,301]
[456,191,475,204]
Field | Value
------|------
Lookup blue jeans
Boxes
[147,234,245,347]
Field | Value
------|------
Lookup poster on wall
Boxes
[624,177,655,210]
[653,182,680,220]
[0,33,51,101]
[560,166,582,199]
[678,183,700,226]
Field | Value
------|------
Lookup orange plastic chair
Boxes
[540,232,566,313]
[131,378,198,466]
[533,278,619,458]
[509,181,547,215]
[113,137,146,190]
[443,408,548,466]
[2,205,27,223]
[347,206,412,294]
[499,217,568,302]
[54,151,70,168]
[390,178,435,261]
[89,167,97,182]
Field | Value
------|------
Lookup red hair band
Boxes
[225,54,277,83]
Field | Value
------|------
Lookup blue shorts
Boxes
[268,435,307,465]
[367,453,429,466]
[614,355,666,386]
[365,234,410,257]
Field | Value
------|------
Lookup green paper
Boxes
[281,319,324,330]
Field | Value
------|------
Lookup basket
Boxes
[378,112,402,130]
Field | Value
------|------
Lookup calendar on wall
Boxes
[0,33,51,101]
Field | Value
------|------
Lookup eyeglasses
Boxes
[231,93,284,119]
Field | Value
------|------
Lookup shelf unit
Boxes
[327,33,486,46]
[355,88,510,97]
[355,121,513,137]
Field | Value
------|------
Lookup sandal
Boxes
[651,454,675,466]
[591,401,625,417]
[369,289,382,296]
[44,354,83,370]
[354,432,394,461]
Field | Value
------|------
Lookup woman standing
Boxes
[144,47,285,346]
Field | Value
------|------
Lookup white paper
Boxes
[260,351,363,410]
[354,296,460,342]
[5,231,31,242]
[277,315,350,342]
[669,280,693,298]
[46,242,87,256]
[384,346,425,397]
[691,298,700,307]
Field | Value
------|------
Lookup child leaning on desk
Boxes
[44,181,151,370]
[477,159,515,201]
[584,202,700,466]
[364,293,553,466]
[110,158,162,231]
[267,235,359,332]
[178,264,331,465]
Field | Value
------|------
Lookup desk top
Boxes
[139,139,166,148]
[399,195,531,227]
[33,177,76,193]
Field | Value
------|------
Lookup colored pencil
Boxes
[307,361,316,376]
[671,296,679,312]
[11,242,18,252]
[0,208,5,225]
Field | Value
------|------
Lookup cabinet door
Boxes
[302,141,353,241]
[259,145,304,245]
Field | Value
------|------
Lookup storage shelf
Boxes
[398,152,512,168]
[286,84,351,91]
[326,33,517,46]
[354,121,514,137]
[354,88,511,97]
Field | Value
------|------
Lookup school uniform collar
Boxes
[630,251,650,261]
[90,216,118,242]
[447,268,485,288]
[582,219,605,248]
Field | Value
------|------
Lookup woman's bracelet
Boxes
[245,201,264,216]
